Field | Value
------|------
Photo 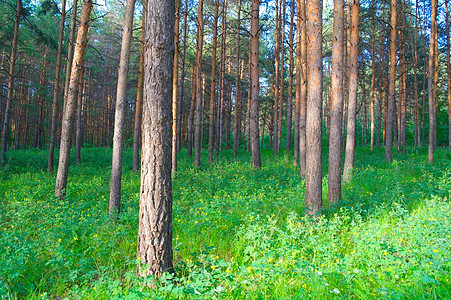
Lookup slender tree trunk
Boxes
[33,51,47,149]
[369,0,375,151]
[216,0,228,155]
[294,0,301,163]
[187,69,195,157]
[250,0,261,168]
[177,0,188,152]
[299,0,307,177]
[172,0,180,173]
[109,0,136,216]
[75,69,84,165]
[385,0,397,162]
[1,0,21,163]
[137,0,174,278]
[413,0,420,147]
[343,0,359,181]
[305,0,322,215]
[63,0,79,115]
[132,9,145,174]
[278,0,285,151]
[428,0,437,164]
[286,0,294,154]
[399,10,407,154]
[233,0,242,158]
[48,0,66,172]
[194,0,204,168]
[208,1,220,162]
[273,0,280,155]
[328,0,344,204]
[447,0,451,149]
[246,41,252,153]
[55,0,92,198]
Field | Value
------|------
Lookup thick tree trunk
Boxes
[343,0,359,182]
[109,0,136,216]
[286,0,294,154]
[172,0,180,173]
[132,10,145,174]
[233,0,242,158]
[48,0,66,172]
[328,0,344,204]
[428,0,437,164]
[63,0,79,115]
[250,0,261,169]
[137,0,174,278]
[305,0,322,215]
[194,0,204,168]
[1,0,21,163]
[385,0,397,162]
[55,0,93,198]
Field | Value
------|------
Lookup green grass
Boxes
[0,146,450,299]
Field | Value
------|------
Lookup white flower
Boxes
[331,288,340,294]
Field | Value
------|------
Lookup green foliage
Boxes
[0,147,450,298]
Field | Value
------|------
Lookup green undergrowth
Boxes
[0,147,450,299]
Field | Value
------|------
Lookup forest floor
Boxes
[0,146,450,299]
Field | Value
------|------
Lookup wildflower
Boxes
[433,249,438,253]
[226,269,231,273]
[247,266,252,271]
[331,288,340,294]
[58,238,62,242]
[211,265,216,270]
[302,284,307,289]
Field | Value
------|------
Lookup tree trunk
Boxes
[172,0,180,173]
[216,0,228,155]
[299,0,307,177]
[328,0,344,204]
[63,0,79,115]
[137,0,174,278]
[278,0,285,151]
[286,0,294,154]
[305,0,322,215]
[250,0,261,169]
[233,0,242,158]
[187,69,195,157]
[208,0,220,162]
[109,0,136,216]
[273,0,280,155]
[1,0,21,163]
[132,9,145,174]
[428,0,437,164]
[75,69,84,165]
[177,0,188,152]
[447,0,451,149]
[413,0,419,147]
[48,0,66,172]
[194,0,204,168]
[343,0,359,182]
[55,0,93,198]
[369,0,375,151]
[385,0,397,162]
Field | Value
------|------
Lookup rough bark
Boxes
[63,0,79,115]
[109,0,136,216]
[194,0,204,168]
[137,0,174,279]
[1,0,21,163]
[305,0,322,215]
[298,0,307,176]
[250,0,261,169]
[385,0,397,162]
[343,0,359,182]
[328,0,344,204]
[48,0,66,172]
[55,0,93,198]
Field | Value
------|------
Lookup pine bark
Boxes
[286,0,294,154]
[109,0,136,216]
[305,0,322,215]
[172,0,180,173]
[299,0,307,176]
[369,0,375,151]
[48,0,66,172]
[385,0,397,162]
[75,69,84,165]
[137,0,174,278]
[1,0,21,163]
[343,0,360,181]
[63,0,79,115]
[55,0,93,198]
[273,0,280,155]
[250,0,261,169]
[233,0,242,158]
[328,0,344,204]
[177,0,188,152]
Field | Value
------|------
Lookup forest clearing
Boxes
[1,147,450,298]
